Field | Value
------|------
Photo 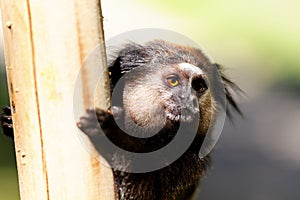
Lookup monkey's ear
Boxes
[215,64,244,118]
[108,43,150,89]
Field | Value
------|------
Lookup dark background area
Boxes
[199,89,300,199]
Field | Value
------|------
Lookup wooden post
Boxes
[0,0,115,199]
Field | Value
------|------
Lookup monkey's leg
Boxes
[0,106,14,139]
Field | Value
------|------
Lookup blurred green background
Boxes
[0,51,19,198]
[146,0,300,88]
[1,0,300,199]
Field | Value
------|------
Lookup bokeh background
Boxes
[1,0,300,199]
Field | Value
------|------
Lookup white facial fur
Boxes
[178,63,204,75]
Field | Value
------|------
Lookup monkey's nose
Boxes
[184,96,199,114]
[179,93,199,113]
[191,97,200,113]
[192,98,199,110]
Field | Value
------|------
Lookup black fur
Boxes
[77,108,209,200]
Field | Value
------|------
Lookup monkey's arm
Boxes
[0,106,14,139]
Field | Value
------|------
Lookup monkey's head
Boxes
[109,40,241,138]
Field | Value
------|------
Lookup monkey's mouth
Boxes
[166,108,199,123]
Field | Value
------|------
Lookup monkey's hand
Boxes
[77,108,114,137]
[77,107,131,160]
[0,106,14,139]
[77,107,143,153]
[77,107,126,141]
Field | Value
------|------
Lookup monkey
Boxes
[77,40,242,199]
[1,39,242,200]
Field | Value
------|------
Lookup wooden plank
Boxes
[0,0,115,199]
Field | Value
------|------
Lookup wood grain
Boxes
[0,0,115,199]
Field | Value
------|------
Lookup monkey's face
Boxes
[122,62,210,133]
[160,62,209,123]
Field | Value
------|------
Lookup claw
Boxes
[1,106,14,139]
[86,108,94,113]
[2,106,11,115]
[76,122,82,128]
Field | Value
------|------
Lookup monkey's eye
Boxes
[166,75,179,87]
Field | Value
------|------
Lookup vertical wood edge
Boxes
[0,0,50,199]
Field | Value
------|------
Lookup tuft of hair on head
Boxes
[215,64,245,119]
